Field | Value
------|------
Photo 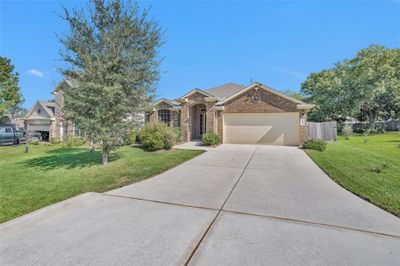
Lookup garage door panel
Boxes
[28,124,50,131]
[224,113,298,146]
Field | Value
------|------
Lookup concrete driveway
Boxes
[1,144,399,265]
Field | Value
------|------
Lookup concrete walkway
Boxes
[1,145,399,265]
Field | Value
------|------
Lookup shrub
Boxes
[342,125,353,139]
[139,123,179,151]
[369,124,385,134]
[31,140,39,145]
[174,127,183,143]
[50,139,61,145]
[353,127,365,134]
[162,126,178,150]
[63,137,85,147]
[303,139,327,152]
[202,132,221,146]
[125,129,138,145]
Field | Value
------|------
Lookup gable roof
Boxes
[204,83,245,100]
[154,98,181,107]
[25,101,55,119]
[218,82,308,106]
[178,88,214,99]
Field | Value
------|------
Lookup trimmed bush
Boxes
[162,126,178,150]
[139,123,180,151]
[202,132,221,146]
[303,139,327,152]
[174,127,183,143]
[125,129,138,145]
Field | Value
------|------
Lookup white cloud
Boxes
[27,69,45,78]
[265,65,306,79]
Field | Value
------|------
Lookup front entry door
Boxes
[199,109,207,136]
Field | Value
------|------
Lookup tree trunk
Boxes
[90,142,96,152]
[25,143,29,153]
[102,149,109,165]
[368,111,376,129]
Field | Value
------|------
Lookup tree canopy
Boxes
[58,0,162,164]
[0,56,24,120]
[301,45,400,126]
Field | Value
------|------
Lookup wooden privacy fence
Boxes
[343,120,400,131]
[307,121,337,141]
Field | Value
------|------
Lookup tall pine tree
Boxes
[58,0,162,164]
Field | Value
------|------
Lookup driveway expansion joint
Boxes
[102,193,219,212]
[222,209,400,239]
[103,193,400,240]
[184,163,245,169]
[183,145,260,266]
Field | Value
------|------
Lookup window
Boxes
[5,127,13,133]
[158,109,170,124]
[37,108,41,114]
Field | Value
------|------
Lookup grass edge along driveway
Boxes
[0,145,203,223]
[306,133,400,217]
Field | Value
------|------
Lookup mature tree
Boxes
[0,56,24,120]
[58,0,162,164]
[302,45,400,126]
[346,45,400,127]
[301,64,355,122]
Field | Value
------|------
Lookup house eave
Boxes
[205,97,218,102]
[297,104,315,110]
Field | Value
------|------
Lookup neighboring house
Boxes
[24,79,76,141]
[148,82,314,146]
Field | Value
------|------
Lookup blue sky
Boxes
[1,0,399,109]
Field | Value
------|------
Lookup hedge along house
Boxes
[148,82,314,146]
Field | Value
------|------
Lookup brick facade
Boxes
[224,87,297,113]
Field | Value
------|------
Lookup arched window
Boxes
[158,109,170,124]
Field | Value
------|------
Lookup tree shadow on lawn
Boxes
[22,147,121,170]
[385,140,400,143]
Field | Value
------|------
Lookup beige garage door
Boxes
[223,113,299,146]
[28,124,50,132]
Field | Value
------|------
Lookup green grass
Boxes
[306,133,400,217]
[0,144,203,223]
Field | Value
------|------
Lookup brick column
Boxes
[149,110,158,124]
[299,111,308,146]
[206,102,215,133]
[216,111,223,141]
[181,103,190,142]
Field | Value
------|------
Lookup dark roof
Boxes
[204,83,245,100]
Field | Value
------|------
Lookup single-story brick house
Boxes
[148,82,314,146]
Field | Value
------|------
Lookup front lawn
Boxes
[0,144,202,223]
[306,133,400,216]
